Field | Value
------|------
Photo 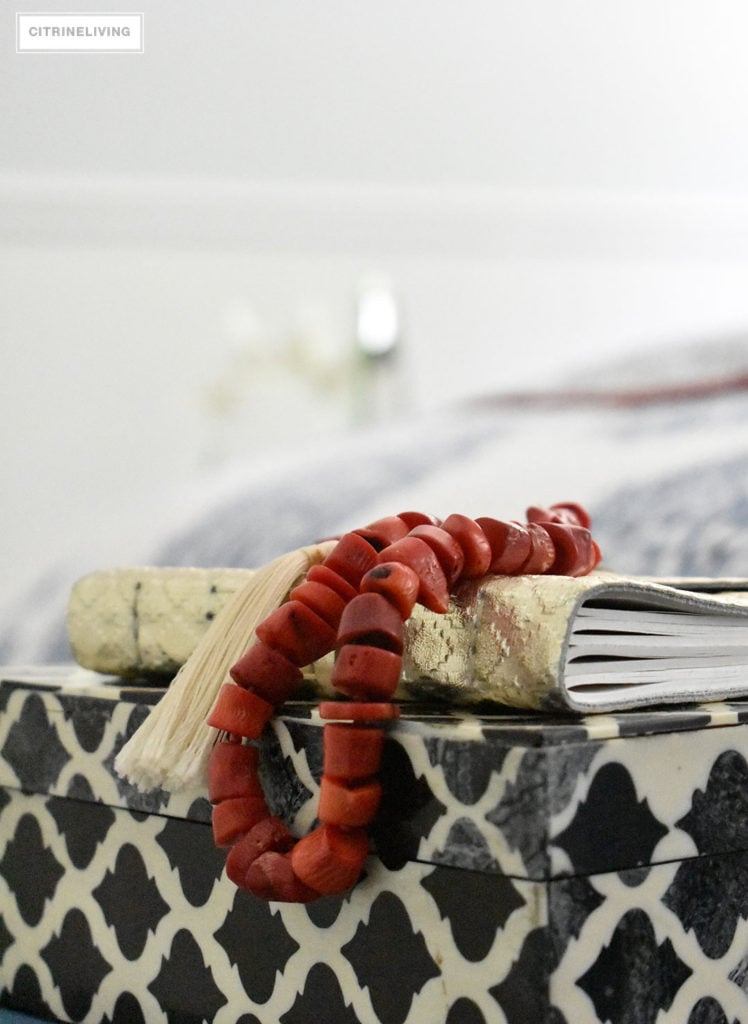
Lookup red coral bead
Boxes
[323,723,385,781]
[440,514,492,578]
[230,642,303,704]
[318,776,383,827]
[306,563,359,602]
[377,536,450,613]
[519,523,557,574]
[591,539,603,568]
[288,579,348,628]
[322,532,379,586]
[526,503,592,529]
[550,502,592,528]
[359,561,420,619]
[475,518,533,574]
[336,592,405,654]
[542,522,581,575]
[225,816,295,885]
[397,510,442,529]
[255,600,337,666]
[212,795,270,848]
[545,522,600,576]
[207,683,275,739]
[207,741,264,804]
[526,505,564,525]
[406,524,465,585]
[331,644,402,700]
[290,824,369,895]
[243,851,318,903]
[354,515,410,551]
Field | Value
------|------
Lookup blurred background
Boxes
[4,1,748,619]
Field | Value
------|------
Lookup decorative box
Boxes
[2,667,748,1024]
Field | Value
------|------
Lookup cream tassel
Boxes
[114,540,337,793]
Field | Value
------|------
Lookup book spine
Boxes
[67,569,576,710]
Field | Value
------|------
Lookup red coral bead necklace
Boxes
[206,504,601,903]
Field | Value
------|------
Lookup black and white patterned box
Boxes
[2,667,748,1023]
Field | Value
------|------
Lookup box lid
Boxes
[3,666,748,882]
[0,667,210,824]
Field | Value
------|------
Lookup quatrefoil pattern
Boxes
[2,670,748,1022]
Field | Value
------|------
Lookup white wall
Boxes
[8,1,748,192]
[4,1,748,609]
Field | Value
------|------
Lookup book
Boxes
[67,567,748,713]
